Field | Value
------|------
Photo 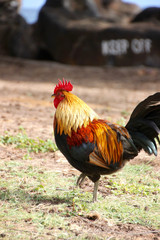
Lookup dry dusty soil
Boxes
[0,57,160,239]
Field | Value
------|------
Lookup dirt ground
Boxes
[0,56,160,239]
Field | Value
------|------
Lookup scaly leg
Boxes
[93,180,99,202]
[76,173,86,187]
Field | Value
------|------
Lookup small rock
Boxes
[86,211,101,221]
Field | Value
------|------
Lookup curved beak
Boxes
[51,93,55,98]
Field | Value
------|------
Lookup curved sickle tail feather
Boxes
[126,92,160,156]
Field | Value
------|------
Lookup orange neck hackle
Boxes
[54,91,99,136]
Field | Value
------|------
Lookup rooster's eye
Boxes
[57,92,64,98]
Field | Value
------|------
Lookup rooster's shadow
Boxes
[0,188,72,205]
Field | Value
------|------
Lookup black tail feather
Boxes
[130,132,157,156]
[126,92,160,156]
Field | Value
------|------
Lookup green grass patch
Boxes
[0,159,159,239]
[69,164,160,228]
[0,129,57,153]
[98,164,160,227]
[116,117,126,126]
[0,128,160,238]
[121,110,130,118]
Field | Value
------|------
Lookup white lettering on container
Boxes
[102,38,152,56]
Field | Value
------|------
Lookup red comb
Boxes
[54,78,73,94]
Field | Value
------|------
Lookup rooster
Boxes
[52,79,160,201]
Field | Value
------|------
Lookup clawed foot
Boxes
[76,173,86,188]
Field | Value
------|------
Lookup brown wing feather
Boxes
[89,151,110,169]
[88,120,130,168]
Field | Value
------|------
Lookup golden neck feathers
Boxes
[54,91,98,136]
